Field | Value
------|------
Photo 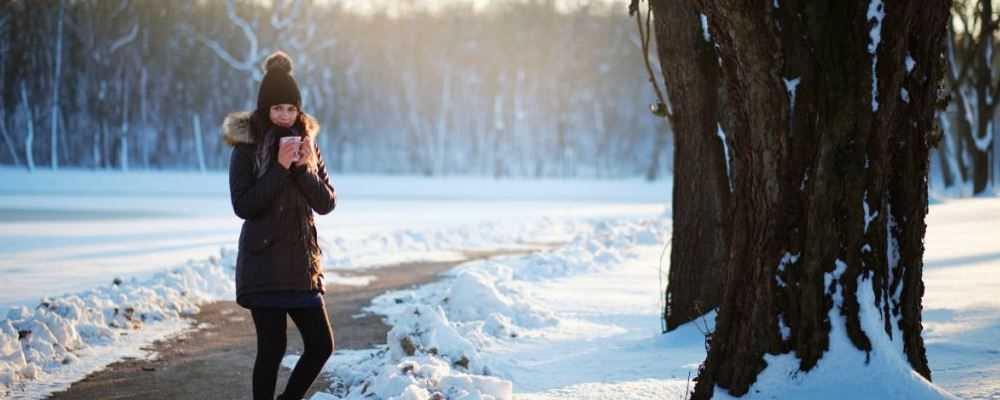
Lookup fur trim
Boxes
[221,111,320,146]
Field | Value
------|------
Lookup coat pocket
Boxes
[242,222,274,253]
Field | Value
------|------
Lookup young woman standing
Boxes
[223,51,336,400]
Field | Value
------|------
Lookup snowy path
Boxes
[46,251,532,400]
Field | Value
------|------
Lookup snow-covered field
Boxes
[0,167,668,399]
[0,167,668,312]
[1,166,997,399]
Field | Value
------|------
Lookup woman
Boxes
[223,51,336,400]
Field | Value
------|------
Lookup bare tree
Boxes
[941,0,998,194]
[200,0,264,108]
[677,1,950,398]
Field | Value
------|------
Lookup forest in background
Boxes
[0,0,669,179]
[2,0,998,192]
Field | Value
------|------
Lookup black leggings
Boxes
[250,306,334,400]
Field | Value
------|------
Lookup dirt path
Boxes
[47,248,542,400]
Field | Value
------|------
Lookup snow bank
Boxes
[310,218,668,399]
[0,249,236,398]
[713,273,957,400]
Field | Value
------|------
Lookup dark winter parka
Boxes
[222,111,336,305]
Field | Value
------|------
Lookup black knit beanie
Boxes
[256,51,302,111]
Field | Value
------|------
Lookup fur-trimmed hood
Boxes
[221,111,321,146]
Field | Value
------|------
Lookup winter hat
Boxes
[256,51,302,111]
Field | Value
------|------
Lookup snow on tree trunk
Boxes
[650,0,730,331]
[689,1,948,397]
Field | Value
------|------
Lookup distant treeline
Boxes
[0,0,670,178]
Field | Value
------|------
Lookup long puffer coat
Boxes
[222,111,336,305]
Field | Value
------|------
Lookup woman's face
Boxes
[269,104,298,128]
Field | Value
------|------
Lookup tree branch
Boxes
[990,79,1000,113]
[270,0,301,30]
[108,21,139,53]
[951,17,977,85]
[200,0,261,79]
[110,0,129,20]
[632,0,671,119]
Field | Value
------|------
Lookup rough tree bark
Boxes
[648,0,731,330]
[686,1,949,398]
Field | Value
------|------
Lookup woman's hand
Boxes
[278,140,300,170]
[294,136,316,168]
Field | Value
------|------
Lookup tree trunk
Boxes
[970,0,994,194]
[120,76,130,171]
[687,1,949,397]
[20,81,35,172]
[645,115,669,181]
[942,0,996,195]
[50,0,64,170]
[193,113,206,173]
[0,97,20,167]
[934,114,956,188]
[650,0,731,331]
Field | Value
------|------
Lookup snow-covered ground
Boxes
[2,165,998,399]
[303,196,1000,400]
[0,167,668,399]
[923,197,1000,399]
